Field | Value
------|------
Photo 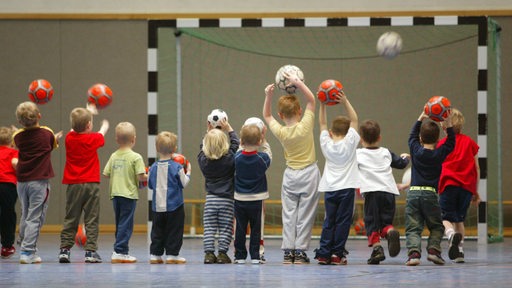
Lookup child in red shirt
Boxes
[0,126,18,259]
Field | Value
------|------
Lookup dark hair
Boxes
[420,119,440,144]
[359,119,380,144]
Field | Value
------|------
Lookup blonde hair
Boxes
[0,126,13,146]
[115,122,136,145]
[450,108,465,134]
[16,101,39,128]
[278,95,301,119]
[240,125,261,147]
[156,131,177,155]
[70,107,92,132]
[202,129,229,160]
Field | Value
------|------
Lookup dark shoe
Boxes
[330,254,347,265]
[59,248,71,263]
[315,256,330,265]
[454,250,465,263]
[448,232,462,260]
[85,251,102,263]
[283,250,294,264]
[386,230,401,257]
[294,250,310,264]
[406,251,421,266]
[204,251,216,264]
[216,252,232,264]
[427,248,445,265]
[367,245,385,265]
[1,246,16,259]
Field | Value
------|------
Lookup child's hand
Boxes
[86,102,99,115]
[334,91,347,104]
[206,121,214,132]
[218,118,233,132]
[442,108,453,127]
[284,71,302,87]
[264,84,275,98]
[397,183,410,192]
[472,192,481,206]
[55,130,64,141]
[418,111,428,121]
[400,153,411,160]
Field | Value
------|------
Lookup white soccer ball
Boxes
[244,117,265,132]
[275,65,305,94]
[207,108,228,129]
[376,31,403,59]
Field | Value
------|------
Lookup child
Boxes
[437,108,479,263]
[148,131,191,264]
[233,122,271,264]
[58,105,109,263]
[357,119,410,265]
[198,118,239,264]
[262,74,320,264]
[0,126,18,259]
[13,101,63,264]
[405,110,454,266]
[314,91,359,265]
[103,122,147,263]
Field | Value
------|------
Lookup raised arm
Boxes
[290,73,315,113]
[262,83,276,125]
[340,92,358,130]
[319,102,327,131]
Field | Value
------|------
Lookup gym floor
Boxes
[1,233,511,287]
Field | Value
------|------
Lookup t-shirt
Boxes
[269,109,315,170]
[103,148,146,200]
[318,128,360,192]
[437,133,479,195]
[0,146,18,184]
[63,131,105,184]
[148,159,190,212]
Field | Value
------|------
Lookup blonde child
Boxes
[262,73,320,264]
[103,122,147,263]
[13,101,63,264]
[0,126,18,259]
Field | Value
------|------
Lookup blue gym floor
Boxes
[1,233,511,287]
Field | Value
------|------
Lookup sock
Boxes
[445,228,455,241]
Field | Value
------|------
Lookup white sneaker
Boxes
[150,254,163,264]
[166,255,186,264]
[234,259,246,264]
[111,251,137,263]
[251,259,262,264]
[20,252,42,264]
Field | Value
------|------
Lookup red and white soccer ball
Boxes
[275,64,305,94]
[173,153,190,174]
[75,224,87,249]
[87,83,113,109]
[28,79,54,104]
[376,31,403,59]
[317,79,343,106]
[354,218,366,236]
[424,96,451,122]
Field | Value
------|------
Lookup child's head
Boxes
[16,101,40,128]
[115,122,136,146]
[359,120,381,145]
[202,128,229,160]
[278,95,301,120]
[155,131,177,155]
[240,124,262,147]
[420,119,440,145]
[70,107,92,133]
[448,108,464,134]
[0,126,13,146]
[331,116,351,137]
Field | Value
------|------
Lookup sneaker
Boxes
[85,251,102,263]
[406,251,421,266]
[315,256,330,265]
[1,246,16,259]
[283,250,294,264]
[234,259,246,264]
[294,250,310,264]
[427,249,445,265]
[331,254,347,265]
[251,259,262,264]
[386,230,401,257]
[150,254,164,264]
[59,248,71,263]
[216,252,232,264]
[204,251,216,264]
[454,249,465,263]
[20,252,42,264]
[259,255,266,264]
[111,251,137,263]
[166,255,186,264]
[367,245,385,265]
[448,232,462,260]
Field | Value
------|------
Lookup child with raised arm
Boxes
[357,120,410,265]
[262,73,320,264]
[233,121,271,264]
[13,101,63,264]
[405,110,454,266]
[314,92,359,265]
[59,105,109,263]
[437,108,479,263]
[103,122,147,263]
[148,131,191,264]
[198,118,239,264]
[0,126,18,259]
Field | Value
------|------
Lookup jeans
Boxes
[405,190,444,255]
[112,196,137,254]
[234,200,263,260]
